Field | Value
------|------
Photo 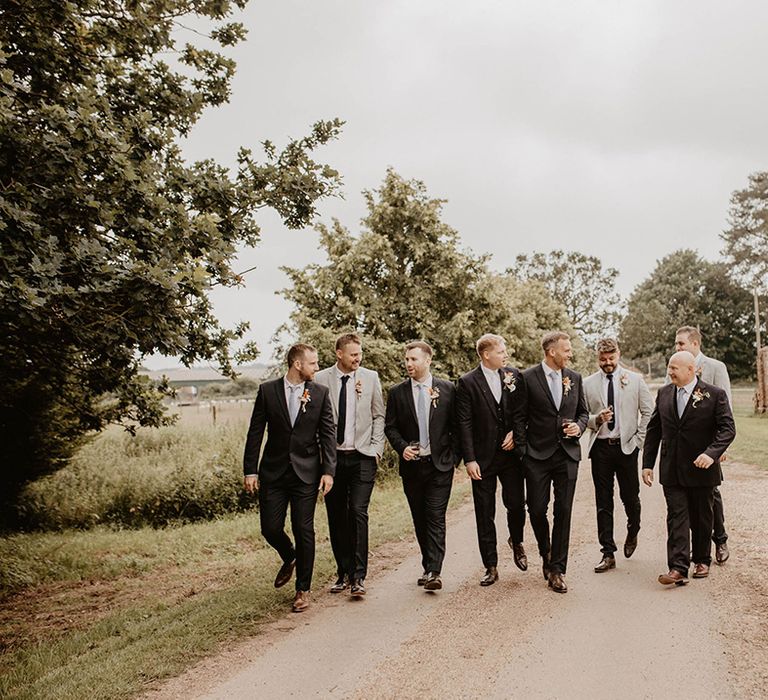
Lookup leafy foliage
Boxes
[0,0,343,508]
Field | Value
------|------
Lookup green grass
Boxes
[731,414,767,469]
[0,477,471,700]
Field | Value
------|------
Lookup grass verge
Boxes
[730,414,767,469]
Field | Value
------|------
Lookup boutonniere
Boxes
[562,376,573,396]
[691,388,710,408]
[619,373,629,389]
[502,370,517,392]
[299,389,311,413]
[695,366,703,378]
[427,386,440,408]
[355,379,363,398]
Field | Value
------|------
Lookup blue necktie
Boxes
[288,384,302,425]
[417,384,429,449]
[676,387,687,418]
[548,372,562,409]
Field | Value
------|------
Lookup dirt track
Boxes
[147,459,768,699]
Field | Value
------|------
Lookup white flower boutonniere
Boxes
[355,379,363,398]
[427,386,440,408]
[502,370,517,392]
[619,373,629,389]
[562,376,573,396]
[299,389,311,413]
[691,388,710,408]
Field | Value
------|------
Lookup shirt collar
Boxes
[334,364,353,379]
[541,361,561,378]
[678,377,698,395]
[411,374,433,388]
[481,363,500,380]
[284,375,304,390]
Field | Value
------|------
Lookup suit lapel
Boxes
[534,365,558,411]
[274,379,292,428]
[475,365,499,416]
[678,379,700,425]
[328,370,340,416]
[405,379,419,426]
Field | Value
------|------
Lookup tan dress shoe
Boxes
[292,590,310,612]
[692,563,710,578]
[658,570,688,586]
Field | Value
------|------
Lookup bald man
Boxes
[642,352,735,586]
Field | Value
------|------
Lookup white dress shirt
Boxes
[334,364,357,451]
[481,363,502,403]
[597,370,620,439]
[676,376,698,414]
[410,374,433,456]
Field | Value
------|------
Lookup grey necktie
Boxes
[417,384,429,449]
[288,383,302,425]
[676,387,687,418]
[548,371,562,409]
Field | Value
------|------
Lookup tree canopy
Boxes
[0,0,342,505]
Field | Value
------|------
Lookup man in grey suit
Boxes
[583,338,653,573]
[674,325,732,564]
[314,333,385,597]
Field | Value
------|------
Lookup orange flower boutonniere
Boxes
[427,386,440,408]
[562,376,573,396]
[299,389,311,413]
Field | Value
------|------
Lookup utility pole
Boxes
[756,290,766,414]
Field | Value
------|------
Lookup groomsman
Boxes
[642,351,735,586]
[583,338,653,573]
[243,344,336,613]
[674,325,733,564]
[522,331,588,593]
[314,333,385,597]
[385,341,460,591]
[456,333,527,587]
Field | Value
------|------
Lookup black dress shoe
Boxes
[624,535,638,558]
[715,542,729,564]
[417,572,428,586]
[594,555,616,573]
[508,538,528,571]
[330,575,349,593]
[542,552,551,581]
[548,572,568,593]
[274,559,296,588]
[350,578,366,596]
[480,566,498,586]
[423,572,443,590]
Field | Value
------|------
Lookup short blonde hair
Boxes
[405,340,433,357]
[542,331,570,353]
[476,333,505,357]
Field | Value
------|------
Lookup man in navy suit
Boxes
[642,351,735,586]
[243,343,336,612]
[521,331,589,594]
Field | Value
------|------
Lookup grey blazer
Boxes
[314,365,386,458]
[696,353,732,407]
[582,367,653,456]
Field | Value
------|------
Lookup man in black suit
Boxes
[642,351,735,586]
[243,343,336,613]
[522,331,588,594]
[456,333,527,587]
[385,340,460,591]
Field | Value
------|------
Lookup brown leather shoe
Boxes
[292,590,310,612]
[330,575,349,593]
[480,566,498,586]
[715,542,729,565]
[423,572,443,590]
[542,551,551,581]
[548,572,568,593]
[274,559,296,588]
[594,555,616,573]
[692,563,710,578]
[658,570,688,586]
[624,535,638,558]
[508,538,528,571]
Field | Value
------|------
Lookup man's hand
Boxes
[465,461,482,480]
[403,445,420,461]
[693,453,714,470]
[596,407,613,427]
[563,422,581,438]
[244,475,259,493]
[501,431,515,451]
[642,468,654,487]
[319,474,334,495]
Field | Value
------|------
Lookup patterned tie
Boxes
[417,383,429,449]
[337,375,350,444]
[676,387,687,418]
[548,371,562,410]
[288,383,302,425]
[606,373,615,430]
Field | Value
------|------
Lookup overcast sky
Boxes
[144,0,768,369]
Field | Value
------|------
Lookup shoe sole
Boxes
[350,590,366,597]
[479,579,497,587]
[594,567,616,573]
[424,581,442,591]
[658,576,689,586]
[692,572,709,579]
[292,606,308,613]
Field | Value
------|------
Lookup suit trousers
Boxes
[589,441,641,555]
[525,449,578,575]
[259,467,318,591]
[663,484,714,574]
[712,486,727,545]
[401,458,454,574]
[471,450,526,568]
[324,450,377,580]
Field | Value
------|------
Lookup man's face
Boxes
[598,350,620,374]
[336,342,362,373]
[482,341,507,371]
[297,351,319,381]
[549,339,573,370]
[668,356,694,387]
[405,348,431,379]
[674,332,699,355]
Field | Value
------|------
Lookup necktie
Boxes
[548,371,562,410]
[606,373,615,430]
[676,387,687,418]
[337,375,350,445]
[288,383,302,425]
[417,384,429,449]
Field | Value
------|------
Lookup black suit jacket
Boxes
[456,365,527,468]
[642,380,735,488]
[243,377,336,484]
[384,376,460,475]
[521,364,588,462]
